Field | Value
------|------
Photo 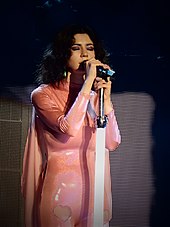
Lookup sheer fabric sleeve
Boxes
[21,109,45,227]
[89,92,121,151]
[31,89,91,137]
[105,109,121,151]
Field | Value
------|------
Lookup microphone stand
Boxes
[92,67,115,226]
[93,86,108,226]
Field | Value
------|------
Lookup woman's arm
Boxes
[105,109,121,151]
[31,87,91,137]
[93,75,121,150]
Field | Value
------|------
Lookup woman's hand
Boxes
[85,59,110,81]
[93,76,113,114]
[81,58,113,112]
[93,77,111,100]
[81,58,108,95]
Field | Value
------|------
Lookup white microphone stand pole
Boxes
[93,86,108,227]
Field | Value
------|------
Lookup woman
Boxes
[21,24,121,227]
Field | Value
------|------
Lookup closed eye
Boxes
[87,45,94,51]
[71,45,80,51]
[71,44,94,51]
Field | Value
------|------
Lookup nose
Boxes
[80,48,88,57]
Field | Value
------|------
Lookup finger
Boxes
[95,78,107,83]
[95,77,103,81]
[99,80,111,86]
[98,81,112,89]
[107,76,110,82]
[103,64,111,70]
[95,83,108,90]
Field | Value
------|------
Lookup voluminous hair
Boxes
[35,23,110,85]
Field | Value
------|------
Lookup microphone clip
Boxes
[97,66,115,81]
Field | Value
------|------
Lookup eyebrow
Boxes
[72,43,94,46]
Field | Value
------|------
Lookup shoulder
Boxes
[31,81,68,98]
[32,84,50,94]
[31,84,54,102]
[31,84,56,97]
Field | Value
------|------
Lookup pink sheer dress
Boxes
[21,81,121,227]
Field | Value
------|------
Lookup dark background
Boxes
[0,0,170,226]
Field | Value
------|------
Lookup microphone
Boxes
[97,66,115,81]
[80,61,115,80]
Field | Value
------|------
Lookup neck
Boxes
[67,72,85,85]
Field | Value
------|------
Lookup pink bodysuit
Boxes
[21,81,121,227]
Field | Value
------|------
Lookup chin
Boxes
[74,68,85,74]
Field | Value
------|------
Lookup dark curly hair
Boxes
[36,23,110,85]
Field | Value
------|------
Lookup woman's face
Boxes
[67,33,95,72]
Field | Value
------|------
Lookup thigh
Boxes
[40,169,83,227]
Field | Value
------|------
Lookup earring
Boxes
[63,70,67,77]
